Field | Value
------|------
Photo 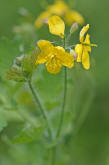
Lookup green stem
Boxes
[56,36,67,139]
[51,67,67,165]
[51,147,56,165]
[63,36,66,49]
[56,67,67,139]
[27,80,53,140]
[51,36,67,165]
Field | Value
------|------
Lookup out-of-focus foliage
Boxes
[0,39,21,79]
[0,0,109,165]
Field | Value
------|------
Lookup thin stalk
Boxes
[51,36,67,165]
[51,66,67,165]
[66,33,71,46]
[56,36,67,139]
[51,147,56,165]
[27,80,53,140]
[63,36,66,49]
[56,66,67,139]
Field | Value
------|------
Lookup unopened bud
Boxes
[70,22,78,35]
[14,54,24,66]
[43,18,48,25]
[70,49,77,60]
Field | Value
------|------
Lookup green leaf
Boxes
[0,38,21,79]
[12,123,44,144]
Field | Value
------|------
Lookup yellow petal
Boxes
[84,34,91,52]
[64,10,75,26]
[64,10,84,26]
[34,11,51,29]
[55,46,65,51]
[72,10,85,25]
[82,49,90,70]
[36,54,47,64]
[37,40,53,51]
[48,16,65,38]
[75,44,83,62]
[46,57,62,74]
[80,24,89,43]
[84,34,90,44]
[36,40,54,64]
[55,46,74,68]
[47,0,68,16]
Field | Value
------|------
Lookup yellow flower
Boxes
[80,24,89,42]
[34,11,51,29]
[36,40,74,74]
[75,24,96,70]
[64,10,85,26]
[34,0,85,29]
[48,16,65,38]
[34,1,68,29]
[47,0,68,16]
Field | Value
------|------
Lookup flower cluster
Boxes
[7,13,97,78]
[35,16,97,74]
[34,0,84,29]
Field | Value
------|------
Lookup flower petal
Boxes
[64,10,84,26]
[64,10,75,26]
[36,40,54,64]
[75,44,83,62]
[48,16,65,38]
[84,34,91,52]
[55,46,65,51]
[46,57,62,74]
[82,49,90,70]
[47,0,68,16]
[37,40,53,51]
[80,24,89,43]
[71,10,85,25]
[36,54,46,64]
[34,11,51,29]
[55,46,74,68]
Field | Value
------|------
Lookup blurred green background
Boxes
[0,0,109,165]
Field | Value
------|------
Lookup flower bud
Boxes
[43,18,48,25]
[70,49,77,60]
[7,66,26,82]
[14,54,24,66]
[22,50,38,73]
[70,22,78,35]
